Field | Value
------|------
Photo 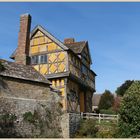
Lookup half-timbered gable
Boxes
[30,25,68,75]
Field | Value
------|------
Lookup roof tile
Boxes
[65,41,86,54]
[0,59,51,85]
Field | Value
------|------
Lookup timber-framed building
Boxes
[10,13,96,113]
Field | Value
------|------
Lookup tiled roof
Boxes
[65,41,86,54]
[0,59,51,85]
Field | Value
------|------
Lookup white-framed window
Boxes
[31,54,47,64]
[39,55,47,64]
[31,55,38,64]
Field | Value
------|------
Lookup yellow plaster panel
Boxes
[39,36,45,44]
[39,44,47,52]
[40,64,48,75]
[48,42,62,52]
[49,64,57,73]
[48,43,57,52]
[34,65,39,71]
[58,52,65,61]
[31,46,39,54]
[48,53,57,63]
[33,38,39,45]
[58,63,65,72]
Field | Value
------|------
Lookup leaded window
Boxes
[31,55,38,64]
[31,54,47,64]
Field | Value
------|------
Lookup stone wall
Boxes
[0,76,53,100]
[69,113,81,137]
[0,76,63,138]
[61,113,81,138]
[0,76,82,138]
[0,97,62,138]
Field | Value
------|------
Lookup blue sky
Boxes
[0,2,140,93]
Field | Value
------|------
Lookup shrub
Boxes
[98,90,114,111]
[115,80,134,96]
[112,96,122,113]
[118,81,140,138]
[75,119,98,138]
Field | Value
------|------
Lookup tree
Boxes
[118,81,140,138]
[98,90,114,110]
[115,80,134,96]
[112,96,122,113]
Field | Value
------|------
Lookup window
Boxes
[31,54,47,64]
[31,55,38,64]
[39,55,47,64]
[81,65,88,75]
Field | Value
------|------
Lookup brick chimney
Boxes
[15,13,31,65]
[64,38,75,44]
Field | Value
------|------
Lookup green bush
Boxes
[115,80,134,96]
[98,90,114,110]
[118,81,140,138]
[75,119,98,138]
[100,108,116,115]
